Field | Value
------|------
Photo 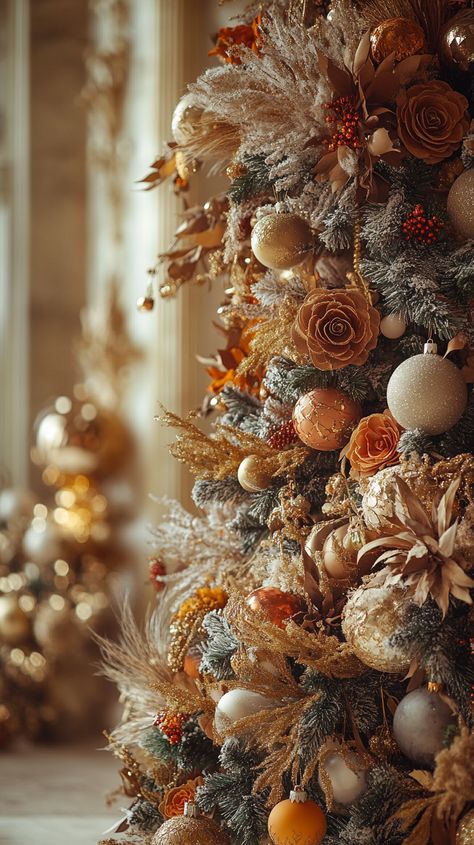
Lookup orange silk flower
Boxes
[345,412,401,477]
[159,776,204,820]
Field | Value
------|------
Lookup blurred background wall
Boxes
[0,0,238,554]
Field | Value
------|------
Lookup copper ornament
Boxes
[246,586,306,628]
[370,17,426,64]
[439,10,474,72]
[293,388,361,451]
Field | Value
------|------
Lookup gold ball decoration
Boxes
[380,313,406,340]
[447,169,474,241]
[457,810,474,845]
[341,580,414,673]
[370,17,426,64]
[439,10,474,72]
[237,455,272,492]
[268,789,327,845]
[0,595,31,645]
[393,688,457,767]
[386,343,467,435]
[152,813,229,845]
[293,388,362,452]
[321,524,357,580]
[171,94,204,146]
[250,213,313,270]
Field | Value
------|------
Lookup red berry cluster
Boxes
[323,96,364,152]
[402,204,444,244]
[153,711,188,745]
[149,558,166,592]
[267,419,300,449]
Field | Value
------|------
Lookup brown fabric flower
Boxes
[397,80,469,165]
[292,288,380,371]
[345,412,401,478]
[159,776,204,819]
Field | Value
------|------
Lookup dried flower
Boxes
[358,477,474,616]
[208,16,262,65]
[345,412,401,478]
[159,776,204,819]
[397,80,469,165]
[292,287,380,371]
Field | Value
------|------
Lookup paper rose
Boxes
[159,776,204,819]
[345,412,401,478]
[292,288,380,371]
[397,80,469,165]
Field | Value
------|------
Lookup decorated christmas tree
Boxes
[100,2,474,844]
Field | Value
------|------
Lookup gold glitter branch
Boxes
[236,300,300,378]
[159,410,309,481]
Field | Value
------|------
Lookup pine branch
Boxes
[200,612,239,680]
[228,155,273,204]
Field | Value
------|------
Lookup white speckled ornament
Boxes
[447,169,474,240]
[393,687,456,767]
[387,341,467,435]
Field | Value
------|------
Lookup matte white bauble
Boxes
[386,342,467,435]
[319,752,367,806]
[23,522,61,567]
[214,688,275,733]
[393,687,456,767]
[380,314,406,339]
[447,168,474,241]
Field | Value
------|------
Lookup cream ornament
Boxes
[318,751,367,806]
[214,688,276,733]
[447,168,474,241]
[251,213,313,270]
[393,687,456,767]
[380,313,406,339]
[386,340,467,435]
[341,579,414,673]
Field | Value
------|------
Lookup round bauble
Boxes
[456,809,474,845]
[341,580,413,673]
[23,521,61,567]
[380,313,406,340]
[0,489,35,524]
[246,587,306,628]
[320,522,374,580]
[393,687,456,767]
[268,788,326,845]
[386,343,467,435]
[0,595,31,645]
[215,688,275,733]
[447,168,474,241]
[251,213,313,270]
[152,807,229,845]
[439,10,474,72]
[171,94,204,146]
[293,388,361,452]
[360,466,405,531]
[237,455,272,492]
[370,17,426,64]
[319,751,367,806]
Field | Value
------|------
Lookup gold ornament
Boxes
[152,801,229,845]
[427,681,443,694]
[439,10,474,72]
[457,809,474,845]
[387,341,467,435]
[293,388,361,451]
[448,168,474,241]
[380,313,406,339]
[237,455,272,492]
[250,213,313,270]
[341,579,414,673]
[370,17,426,64]
[0,595,31,645]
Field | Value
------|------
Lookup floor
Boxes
[0,743,123,845]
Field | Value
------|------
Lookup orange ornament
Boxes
[268,788,327,845]
[293,388,361,451]
[246,587,306,629]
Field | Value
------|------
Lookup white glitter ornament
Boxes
[380,313,406,339]
[251,213,313,270]
[387,341,467,435]
[447,168,474,241]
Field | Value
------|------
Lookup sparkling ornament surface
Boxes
[321,523,357,579]
[341,581,413,673]
[360,465,406,530]
[251,213,313,270]
[152,813,229,845]
[387,350,467,435]
[215,688,275,733]
[246,587,306,628]
[448,169,474,241]
[380,313,406,340]
[237,455,272,492]
[268,794,326,845]
[0,595,31,645]
[370,17,426,63]
[393,687,456,766]
[456,809,474,845]
[293,388,361,451]
[318,751,367,806]
[439,10,474,72]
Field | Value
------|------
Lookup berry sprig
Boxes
[153,711,188,745]
[402,204,444,244]
[267,419,300,449]
[149,558,166,592]
[323,96,364,152]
